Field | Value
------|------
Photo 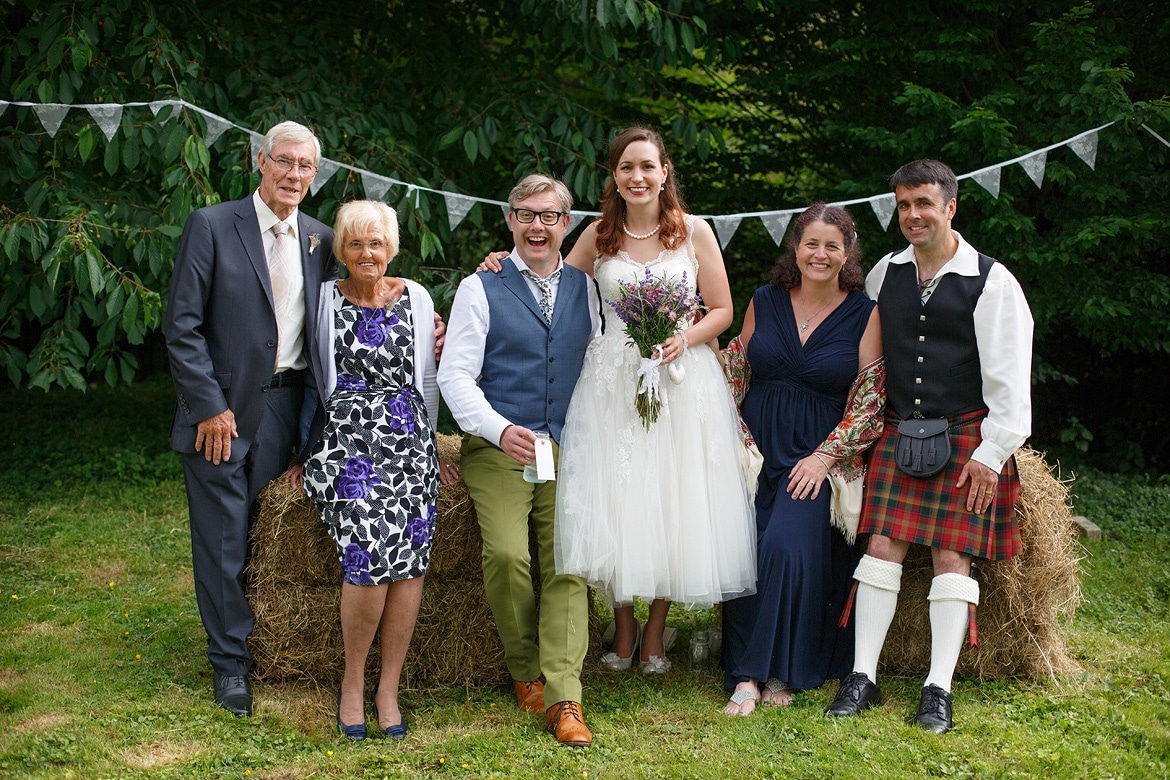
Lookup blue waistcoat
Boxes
[478,262,593,442]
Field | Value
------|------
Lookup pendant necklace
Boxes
[797,290,837,332]
[622,221,661,240]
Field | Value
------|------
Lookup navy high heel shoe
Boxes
[372,683,409,740]
[336,687,367,741]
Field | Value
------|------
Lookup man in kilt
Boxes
[826,159,1033,733]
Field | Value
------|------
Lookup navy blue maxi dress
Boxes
[722,285,873,691]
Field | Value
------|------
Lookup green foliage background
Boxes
[2,0,1169,464]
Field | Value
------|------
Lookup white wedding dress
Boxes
[554,216,757,608]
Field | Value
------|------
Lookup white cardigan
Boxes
[310,278,439,426]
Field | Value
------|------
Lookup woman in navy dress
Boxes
[721,203,885,715]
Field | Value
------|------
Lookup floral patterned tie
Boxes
[520,268,560,324]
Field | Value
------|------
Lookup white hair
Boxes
[260,121,322,165]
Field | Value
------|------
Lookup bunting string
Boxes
[0,97,1135,247]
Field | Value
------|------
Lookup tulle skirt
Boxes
[554,334,757,608]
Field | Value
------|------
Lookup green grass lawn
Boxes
[1,378,1168,779]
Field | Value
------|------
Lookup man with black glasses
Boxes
[439,174,600,747]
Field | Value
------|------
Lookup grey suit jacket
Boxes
[165,194,336,461]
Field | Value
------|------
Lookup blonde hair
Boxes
[332,200,400,262]
[507,174,574,212]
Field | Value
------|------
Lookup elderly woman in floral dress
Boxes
[289,200,457,740]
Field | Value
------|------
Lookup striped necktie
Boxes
[268,222,293,364]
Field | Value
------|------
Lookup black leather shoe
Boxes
[214,674,253,717]
[916,684,954,734]
[826,672,882,717]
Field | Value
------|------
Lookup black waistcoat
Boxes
[879,252,995,419]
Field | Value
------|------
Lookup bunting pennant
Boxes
[362,172,393,202]
[567,212,588,234]
[870,194,896,230]
[444,192,475,231]
[1019,150,1047,188]
[310,158,341,196]
[759,211,793,246]
[971,167,1002,199]
[148,100,180,119]
[711,215,742,249]
[0,100,9,118]
[1068,130,1099,169]
[33,104,70,138]
[84,104,123,141]
[199,111,233,147]
[248,132,264,172]
[500,203,511,224]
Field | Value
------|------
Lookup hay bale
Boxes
[879,447,1083,681]
[247,432,601,687]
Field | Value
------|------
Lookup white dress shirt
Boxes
[866,230,1033,473]
[437,252,602,448]
[253,190,307,372]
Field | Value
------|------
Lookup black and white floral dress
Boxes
[303,286,440,585]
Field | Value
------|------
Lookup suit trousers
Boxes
[182,384,302,677]
[460,435,588,705]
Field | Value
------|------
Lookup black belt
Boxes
[268,369,305,388]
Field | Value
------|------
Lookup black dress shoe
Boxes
[916,684,954,733]
[826,672,882,717]
[214,674,253,717]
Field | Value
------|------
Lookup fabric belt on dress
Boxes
[268,369,305,388]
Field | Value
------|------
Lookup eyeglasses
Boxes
[268,156,318,175]
[512,208,566,226]
[345,240,387,252]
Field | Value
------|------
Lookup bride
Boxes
[485,126,755,673]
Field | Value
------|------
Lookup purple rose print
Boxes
[355,307,399,348]
[386,392,416,435]
[341,543,373,585]
[335,374,368,392]
[337,455,380,499]
[406,503,436,546]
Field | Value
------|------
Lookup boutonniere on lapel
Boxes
[309,234,320,254]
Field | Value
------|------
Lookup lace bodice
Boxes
[594,215,700,333]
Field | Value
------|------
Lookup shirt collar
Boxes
[889,230,980,278]
[253,190,299,238]
[508,250,564,279]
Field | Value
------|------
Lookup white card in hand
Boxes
[534,435,555,481]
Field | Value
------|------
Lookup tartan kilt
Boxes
[859,409,1022,561]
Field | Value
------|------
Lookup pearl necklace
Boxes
[621,221,661,240]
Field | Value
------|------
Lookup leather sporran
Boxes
[895,417,951,478]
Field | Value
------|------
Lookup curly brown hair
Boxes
[769,202,865,291]
[595,127,689,257]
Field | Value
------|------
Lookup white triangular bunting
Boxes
[869,194,896,230]
[971,167,1002,199]
[759,212,793,246]
[149,100,180,118]
[310,158,340,196]
[362,172,393,202]
[1068,131,1098,169]
[711,216,742,249]
[200,112,233,147]
[500,204,511,224]
[444,193,475,231]
[85,104,123,141]
[248,132,264,172]
[0,100,9,118]
[567,212,588,234]
[33,104,69,138]
[1019,150,1047,188]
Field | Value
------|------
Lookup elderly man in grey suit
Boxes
[166,120,335,716]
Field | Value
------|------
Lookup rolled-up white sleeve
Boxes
[436,274,514,448]
[971,265,1034,472]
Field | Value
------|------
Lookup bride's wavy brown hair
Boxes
[595,127,688,257]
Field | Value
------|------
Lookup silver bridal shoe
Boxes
[599,621,643,671]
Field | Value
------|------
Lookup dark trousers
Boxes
[182,385,302,677]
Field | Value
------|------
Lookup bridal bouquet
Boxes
[607,268,703,430]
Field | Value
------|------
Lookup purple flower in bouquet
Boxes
[342,543,373,585]
[605,268,703,429]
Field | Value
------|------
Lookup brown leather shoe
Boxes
[513,679,545,713]
[545,700,593,747]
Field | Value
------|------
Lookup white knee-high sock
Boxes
[924,573,980,692]
[851,555,903,685]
